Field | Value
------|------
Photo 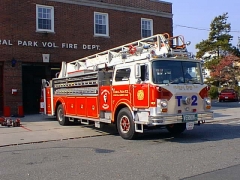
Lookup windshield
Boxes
[152,60,202,84]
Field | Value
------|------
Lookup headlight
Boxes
[205,98,211,105]
[160,100,168,108]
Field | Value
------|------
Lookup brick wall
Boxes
[86,0,172,13]
[3,62,22,115]
[0,0,173,114]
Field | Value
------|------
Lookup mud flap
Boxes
[135,123,143,133]
[95,121,100,128]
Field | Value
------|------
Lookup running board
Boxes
[81,119,89,125]
[99,118,111,124]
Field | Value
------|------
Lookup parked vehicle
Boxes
[218,89,239,102]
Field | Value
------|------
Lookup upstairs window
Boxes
[36,5,54,33]
[141,18,153,38]
[94,12,109,36]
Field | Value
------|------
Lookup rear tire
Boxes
[117,108,137,140]
[57,104,69,126]
[166,123,186,135]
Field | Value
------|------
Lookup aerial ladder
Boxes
[57,33,191,78]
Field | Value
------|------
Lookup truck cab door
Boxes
[131,64,150,108]
[112,67,131,109]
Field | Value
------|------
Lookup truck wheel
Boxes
[166,123,186,135]
[117,108,137,140]
[57,104,69,126]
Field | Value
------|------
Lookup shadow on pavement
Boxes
[135,123,240,143]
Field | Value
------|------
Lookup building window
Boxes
[36,4,54,33]
[94,12,109,36]
[141,18,153,38]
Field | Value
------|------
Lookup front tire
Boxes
[117,108,137,140]
[166,123,186,135]
[57,104,69,126]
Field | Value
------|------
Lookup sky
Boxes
[163,0,240,55]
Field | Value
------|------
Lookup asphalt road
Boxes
[0,102,239,180]
[1,117,240,180]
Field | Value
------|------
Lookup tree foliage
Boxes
[204,57,220,70]
[230,46,240,57]
[196,12,233,60]
[208,86,219,99]
[195,12,240,88]
[211,54,240,88]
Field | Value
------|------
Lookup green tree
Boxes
[196,13,233,71]
[196,13,240,88]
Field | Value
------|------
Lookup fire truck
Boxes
[40,33,213,139]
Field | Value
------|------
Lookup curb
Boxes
[0,133,114,148]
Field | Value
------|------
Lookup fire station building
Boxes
[0,0,173,115]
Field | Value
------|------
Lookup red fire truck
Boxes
[40,33,213,139]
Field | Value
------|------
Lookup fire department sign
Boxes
[0,39,100,50]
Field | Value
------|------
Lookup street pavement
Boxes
[0,107,240,147]
[211,106,240,121]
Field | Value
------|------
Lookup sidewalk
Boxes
[0,107,239,147]
[211,107,240,121]
[0,114,117,147]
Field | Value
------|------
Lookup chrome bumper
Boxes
[136,111,214,126]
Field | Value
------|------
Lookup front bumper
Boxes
[135,111,214,126]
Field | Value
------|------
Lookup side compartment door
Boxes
[99,86,112,111]
[99,71,113,112]
[66,97,76,116]
[76,97,86,116]
[45,87,53,115]
[86,97,99,118]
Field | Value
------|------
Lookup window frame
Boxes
[94,12,109,37]
[115,68,131,82]
[36,4,54,33]
[141,18,153,38]
[152,60,203,84]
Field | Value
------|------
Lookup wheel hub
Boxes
[120,116,130,133]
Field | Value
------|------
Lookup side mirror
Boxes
[136,78,141,84]
[135,64,141,78]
